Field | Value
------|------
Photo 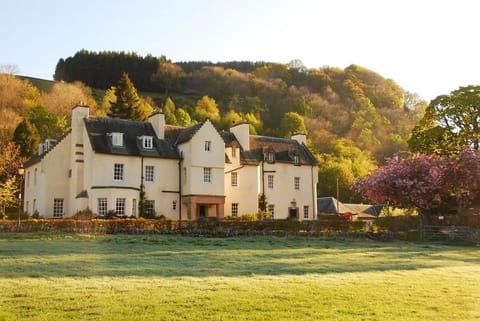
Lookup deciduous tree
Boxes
[409,85,480,154]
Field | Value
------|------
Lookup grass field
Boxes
[0,233,479,321]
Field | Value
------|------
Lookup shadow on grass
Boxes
[1,234,478,278]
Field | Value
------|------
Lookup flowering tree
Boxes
[353,154,445,215]
[442,149,480,211]
[353,150,480,218]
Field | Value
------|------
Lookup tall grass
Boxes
[0,233,479,320]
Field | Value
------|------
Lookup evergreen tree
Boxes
[108,73,151,121]
[13,119,40,157]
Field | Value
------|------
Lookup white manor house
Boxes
[23,104,318,220]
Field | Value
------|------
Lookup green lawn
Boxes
[0,234,479,321]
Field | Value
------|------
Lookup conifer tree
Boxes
[108,72,151,121]
[13,118,40,157]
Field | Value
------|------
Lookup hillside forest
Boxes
[1,50,427,205]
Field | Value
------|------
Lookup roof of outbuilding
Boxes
[84,117,179,159]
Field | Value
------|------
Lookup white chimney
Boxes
[230,121,250,151]
[291,133,307,145]
[149,112,165,139]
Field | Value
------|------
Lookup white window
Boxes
[143,136,153,149]
[294,177,300,191]
[53,198,64,218]
[145,166,154,182]
[232,147,237,158]
[34,168,37,185]
[132,199,137,216]
[231,172,238,186]
[116,198,126,216]
[268,175,274,189]
[145,200,155,217]
[114,163,124,181]
[172,201,177,210]
[303,206,309,219]
[27,171,30,187]
[231,203,239,217]
[294,155,300,166]
[267,151,275,163]
[204,168,212,183]
[111,132,124,146]
[268,204,275,219]
[205,141,211,151]
[33,199,36,212]
[98,198,108,217]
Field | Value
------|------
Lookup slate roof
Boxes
[317,197,384,218]
[84,117,179,159]
[244,135,318,165]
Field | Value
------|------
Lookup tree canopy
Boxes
[353,150,480,218]
[409,85,480,155]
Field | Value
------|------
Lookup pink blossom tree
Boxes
[353,150,480,219]
[353,154,445,216]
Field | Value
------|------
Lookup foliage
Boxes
[108,72,153,121]
[194,95,220,122]
[409,85,480,154]
[354,150,480,217]
[12,118,40,157]
[151,56,186,95]
[42,81,97,116]
[317,139,377,202]
[279,112,306,137]
[52,51,421,165]
[0,176,18,217]
[54,50,158,90]
[0,142,25,184]
[28,105,69,140]
[0,72,41,141]
[353,154,445,215]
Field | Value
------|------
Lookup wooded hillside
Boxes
[1,51,427,202]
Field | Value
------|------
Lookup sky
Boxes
[1,0,479,101]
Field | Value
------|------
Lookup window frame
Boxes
[97,198,108,217]
[268,204,275,219]
[203,167,212,183]
[294,177,300,191]
[205,141,211,151]
[145,200,155,217]
[53,198,64,218]
[231,203,239,217]
[142,136,153,149]
[115,198,126,217]
[114,163,124,181]
[303,206,309,219]
[111,132,124,147]
[145,165,154,182]
[231,172,238,186]
[267,175,274,189]
[267,151,275,163]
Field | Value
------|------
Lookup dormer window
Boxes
[294,155,300,166]
[142,136,153,149]
[267,151,275,163]
[111,132,124,147]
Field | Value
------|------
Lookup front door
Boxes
[289,207,298,219]
[198,205,207,218]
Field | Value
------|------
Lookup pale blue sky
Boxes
[1,0,479,101]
